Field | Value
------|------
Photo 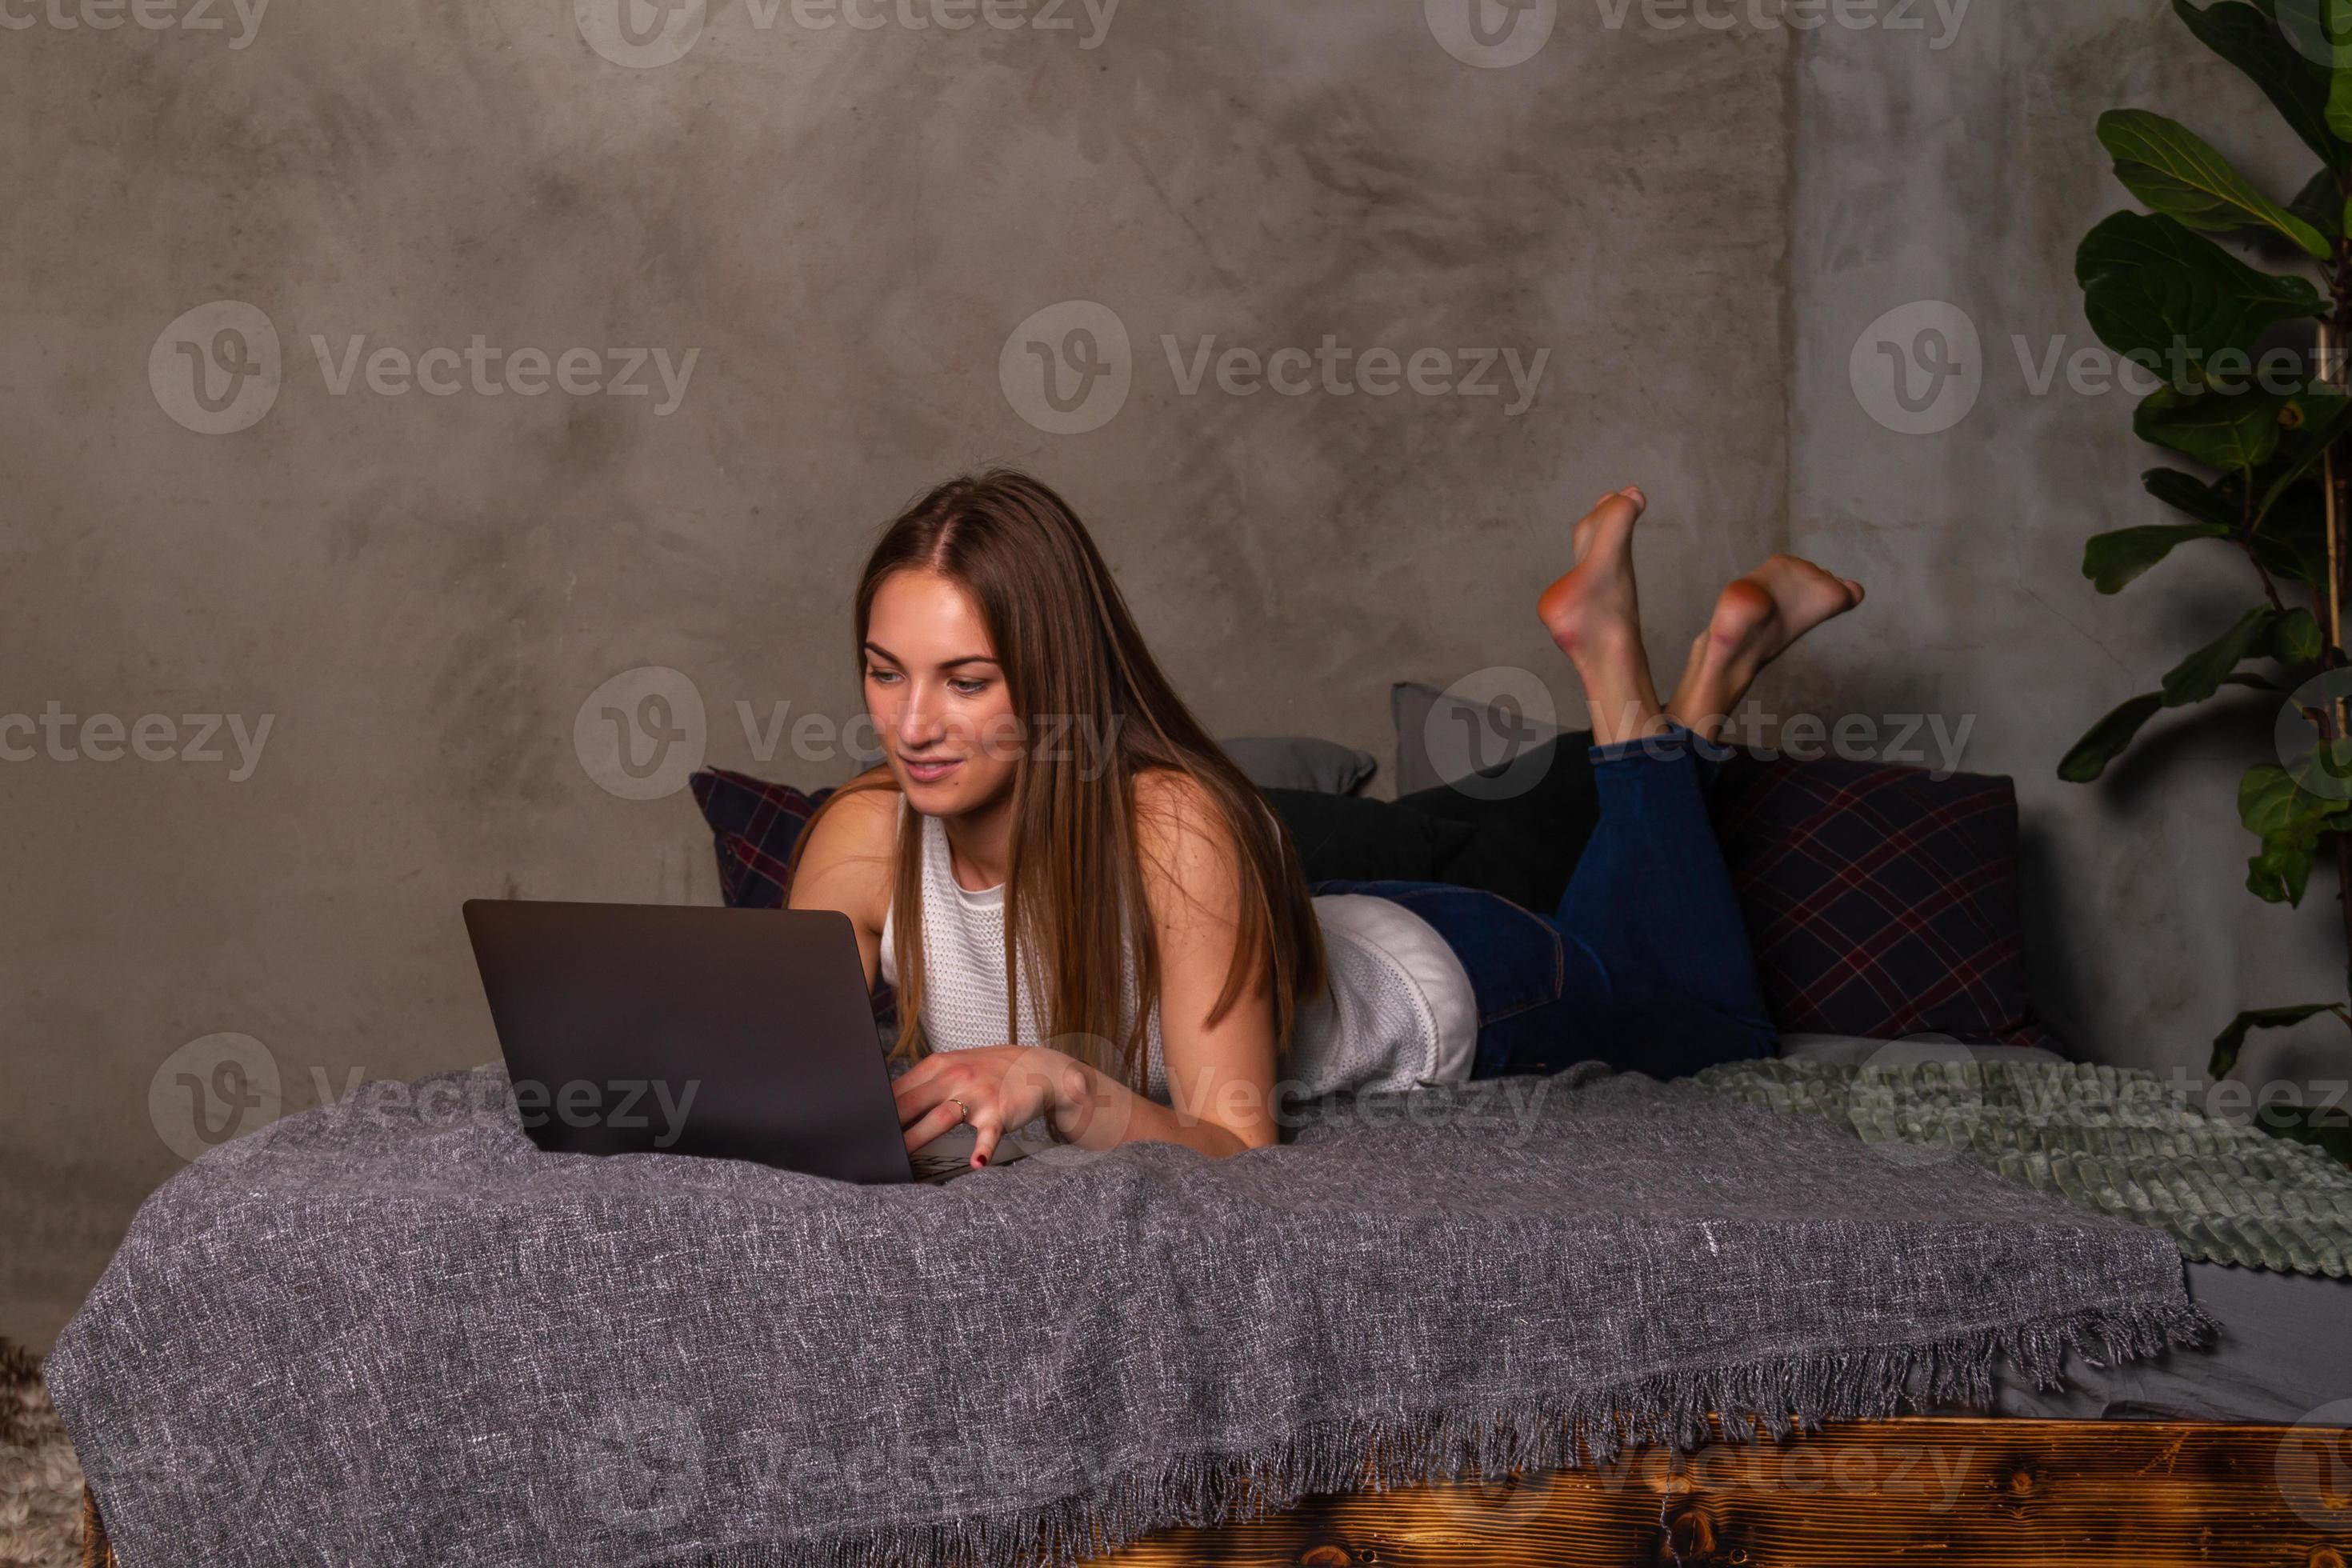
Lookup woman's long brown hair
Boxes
[784,469,1327,1094]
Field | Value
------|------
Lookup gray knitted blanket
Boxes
[47,1062,2211,1568]
[1697,1058,2352,1278]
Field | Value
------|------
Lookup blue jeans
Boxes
[1311,723,1777,1080]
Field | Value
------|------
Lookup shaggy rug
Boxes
[0,1341,82,1568]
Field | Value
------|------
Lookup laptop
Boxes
[461,899,1030,1185]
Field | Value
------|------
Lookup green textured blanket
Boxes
[1696,1058,2352,1278]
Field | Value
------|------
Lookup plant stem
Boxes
[2329,236,2352,984]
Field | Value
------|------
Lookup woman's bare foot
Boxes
[1538,487,1670,746]
[1667,554,1866,739]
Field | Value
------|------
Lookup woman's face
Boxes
[862,569,1019,816]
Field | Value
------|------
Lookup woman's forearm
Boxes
[1052,1062,1255,1159]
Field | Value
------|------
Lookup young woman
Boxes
[785,470,1864,1172]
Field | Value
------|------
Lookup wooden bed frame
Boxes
[82,1414,2352,1566]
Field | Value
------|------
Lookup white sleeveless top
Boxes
[878,801,1479,1102]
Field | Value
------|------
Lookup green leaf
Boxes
[2249,833,2322,902]
[2174,2,2349,171]
[2166,607,2282,704]
[2246,474,2336,583]
[2099,109,2335,259]
[2134,384,2293,470]
[2255,390,2352,522]
[2076,212,2328,374]
[2291,167,2348,237]
[2061,674,2280,783]
[2144,466,2250,526]
[2274,606,2326,662]
[2238,761,2352,904]
[2060,692,2165,782]
[2082,522,2236,591]
[2142,466,2331,586]
[2243,761,2320,835]
[2211,1001,2345,1077]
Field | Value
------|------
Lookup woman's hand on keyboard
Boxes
[893,1045,1092,1170]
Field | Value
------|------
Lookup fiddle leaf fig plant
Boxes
[2062,0,2352,1162]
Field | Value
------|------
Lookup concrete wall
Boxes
[1783,0,2350,1086]
[4,0,2342,1354]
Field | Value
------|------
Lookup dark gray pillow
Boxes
[1390,679,1567,796]
[1218,736,1378,794]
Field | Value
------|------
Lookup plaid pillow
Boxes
[1710,754,2053,1049]
[687,768,896,1026]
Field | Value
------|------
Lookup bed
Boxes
[66,1037,2352,1567]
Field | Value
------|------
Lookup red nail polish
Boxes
[974,1154,987,1166]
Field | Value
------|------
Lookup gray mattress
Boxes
[1978,1261,2352,1423]
[1775,1033,2352,1425]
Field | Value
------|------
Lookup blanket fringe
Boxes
[688,1297,2216,1568]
